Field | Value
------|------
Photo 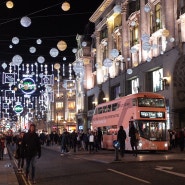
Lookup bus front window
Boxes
[138,121,166,141]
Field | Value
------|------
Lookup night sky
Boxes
[0,0,104,64]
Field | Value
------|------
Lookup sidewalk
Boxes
[1,145,185,185]
[0,150,19,185]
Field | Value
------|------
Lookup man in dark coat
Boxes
[117,126,126,157]
[22,123,41,184]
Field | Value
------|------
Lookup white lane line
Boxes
[108,168,151,184]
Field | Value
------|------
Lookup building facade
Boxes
[74,0,185,132]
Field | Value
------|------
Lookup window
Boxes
[110,84,120,100]
[151,3,162,33]
[130,24,139,46]
[152,68,163,92]
[131,78,139,94]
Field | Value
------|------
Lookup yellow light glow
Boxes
[6,1,14,9]
[61,1,70,11]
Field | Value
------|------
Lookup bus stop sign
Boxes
[113,140,120,149]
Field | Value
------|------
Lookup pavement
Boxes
[1,144,185,185]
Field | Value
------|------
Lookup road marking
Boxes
[108,168,151,184]
[155,166,185,178]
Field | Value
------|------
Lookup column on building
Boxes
[140,0,150,62]
[161,0,175,50]
[95,30,104,84]
[121,4,129,69]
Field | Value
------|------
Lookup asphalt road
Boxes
[14,147,185,185]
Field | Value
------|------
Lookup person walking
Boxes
[22,123,41,184]
[60,128,70,155]
[117,126,127,157]
[129,121,138,157]
[0,136,5,160]
[15,131,25,172]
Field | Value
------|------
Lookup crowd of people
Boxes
[0,123,185,184]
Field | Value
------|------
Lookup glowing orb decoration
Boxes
[6,1,14,9]
[36,39,42,45]
[57,40,67,51]
[146,57,152,62]
[141,33,150,42]
[82,41,87,47]
[9,44,13,48]
[110,49,119,58]
[162,29,170,37]
[169,37,175,42]
[144,4,151,12]
[50,48,59,57]
[130,21,136,27]
[124,42,129,47]
[61,1,70,11]
[20,16,32,27]
[54,63,60,70]
[12,55,23,66]
[63,57,67,61]
[37,56,45,63]
[72,48,77,53]
[12,37,19,44]
[103,58,113,68]
[142,42,151,51]
[113,5,121,13]
[29,46,36,53]
[127,68,133,74]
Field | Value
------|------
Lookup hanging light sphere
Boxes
[37,56,45,63]
[113,5,122,13]
[63,57,67,61]
[20,16,32,27]
[12,55,23,66]
[6,1,14,9]
[103,58,113,68]
[9,44,13,48]
[49,48,59,57]
[29,46,36,53]
[54,63,60,70]
[110,49,119,58]
[61,1,70,11]
[72,48,77,53]
[12,37,19,44]
[57,40,67,51]
[127,68,133,75]
[144,4,151,13]
[82,41,87,47]
[162,29,170,37]
[36,39,42,45]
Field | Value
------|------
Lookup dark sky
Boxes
[0,0,104,64]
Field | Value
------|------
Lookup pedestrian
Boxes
[60,128,70,155]
[117,126,127,157]
[88,131,95,153]
[129,121,138,157]
[15,132,25,172]
[0,136,5,160]
[70,130,77,152]
[97,127,103,150]
[22,123,41,184]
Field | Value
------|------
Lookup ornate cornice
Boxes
[89,0,114,23]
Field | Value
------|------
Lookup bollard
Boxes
[115,148,119,161]
[113,140,120,161]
